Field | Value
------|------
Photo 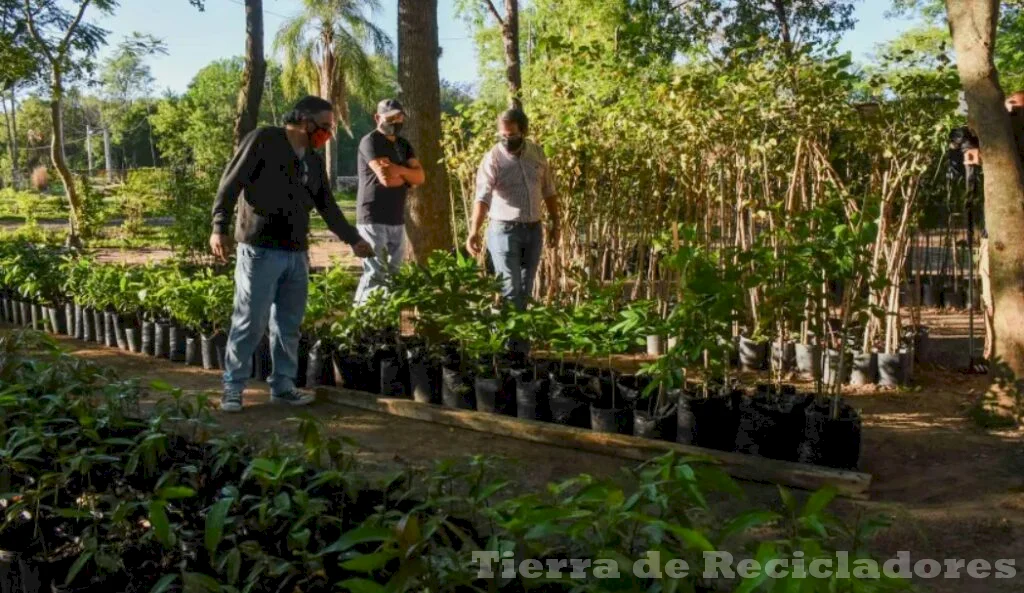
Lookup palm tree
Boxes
[275,0,392,186]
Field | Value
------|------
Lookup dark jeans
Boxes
[487,220,543,311]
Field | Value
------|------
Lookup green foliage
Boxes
[166,169,218,263]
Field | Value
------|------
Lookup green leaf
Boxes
[205,498,233,556]
[321,526,394,555]
[801,486,837,518]
[720,510,782,542]
[340,551,395,573]
[338,578,387,593]
[149,500,171,546]
[65,551,93,586]
[158,486,196,500]
[665,525,715,553]
[778,485,798,515]
[182,572,221,592]
[149,574,178,593]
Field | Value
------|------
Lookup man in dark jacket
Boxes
[210,95,372,412]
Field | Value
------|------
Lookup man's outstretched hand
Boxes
[352,240,374,259]
[210,233,231,263]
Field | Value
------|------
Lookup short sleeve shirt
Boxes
[357,130,416,225]
[474,141,557,223]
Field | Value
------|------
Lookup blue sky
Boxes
[95,0,917,94]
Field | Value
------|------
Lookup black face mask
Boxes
[379,121,403,136]
[501,135,524,152]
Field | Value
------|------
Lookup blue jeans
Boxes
[223,243,309,396]
[487,221,543,311]
[354,223,405,305]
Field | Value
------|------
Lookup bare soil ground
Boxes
[90,231,363,270]
[2,310,1023,593]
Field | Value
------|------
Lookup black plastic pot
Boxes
[380,354,407,397]
[877,352,904,387]
[406,348,440,404]
[73,304,85,339]
[849,351,877,386]
[633,409,676,441]
[304,340,335,387]
[200,334,217,370]
[822,349,851,386]
[615,374,652,406]
[169,325,187,362]
[103,311,117,348]
[547,370,592,427]
[922,282,940,308]
[441,366,475,410]
[475,375,514,415]
[91,309,105,344]
[214,332,228,370]
[125,327,142,353]
[771,341,797,374]
[335,350,377,391]
[738,336,768,371]
[676,394,696,445]
[691,392,741,451]
[47,306,64,335]
[154,322,170,359]
[797,403,862,469]
[63,302,75,337]
[548,394,590,428]
[30,304,42,330]
[590,405,632,435]
[113,316,129,351]
[185,336,202,366]
[253,335,272,381]
[141,320,156,356]
[513,369,548,421]
[81,308,94,342]
[737,393,809,461]
[795,342,822,379]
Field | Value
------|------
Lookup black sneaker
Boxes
[220,391,243,413]
[271,390,315,406]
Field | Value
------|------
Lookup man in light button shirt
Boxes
[466,108,561,311]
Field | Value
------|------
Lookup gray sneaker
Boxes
[270,390,315,407]
[220,391,243,413]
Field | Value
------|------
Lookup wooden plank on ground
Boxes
[317,387,872,499]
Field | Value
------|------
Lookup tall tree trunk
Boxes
[103,125,113,182]
[2,90,16,187]
[947,0,1024,420]
[503,0,521,109]
[48,69,83,247]
[398,0,453,262]
[233,0,266,148]
[320,50,337,189]
[485,0,522,109]
[9,89,18,188]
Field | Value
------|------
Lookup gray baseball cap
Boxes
[377,98,405,117]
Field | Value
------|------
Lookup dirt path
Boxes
[1,321,1022,593]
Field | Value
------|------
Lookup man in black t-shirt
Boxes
[354,99,425,304]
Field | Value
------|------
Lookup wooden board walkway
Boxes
[316,387,872,499]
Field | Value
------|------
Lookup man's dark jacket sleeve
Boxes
[313,157,362,246]
[212,129,263,235]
